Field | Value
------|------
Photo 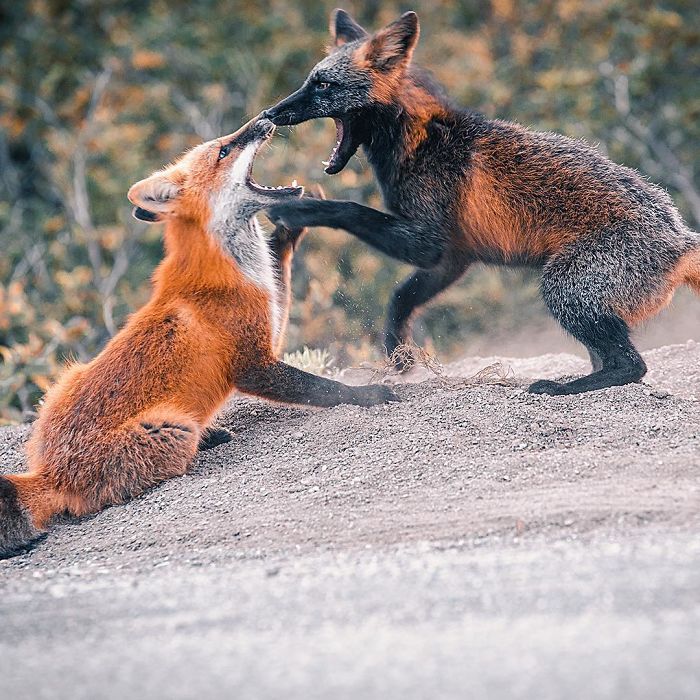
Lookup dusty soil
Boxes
[1,342,699,699]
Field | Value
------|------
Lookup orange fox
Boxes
[0,117,397,557]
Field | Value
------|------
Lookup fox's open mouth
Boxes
[246,121,304,199]
[322,117,361,175]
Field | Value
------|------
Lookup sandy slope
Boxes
[1,343,699,699]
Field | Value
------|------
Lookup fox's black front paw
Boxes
[198,427,233,451]
[267,200,314,230]
[267,202,297,229]
[351,384,400,407]
[528,379,569,396]
[270,186,325,250]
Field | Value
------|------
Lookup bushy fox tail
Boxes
[0,474,45,557]
[684,246,700,294]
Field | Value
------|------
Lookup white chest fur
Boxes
[228,216,281,340]
[209,151,282,343]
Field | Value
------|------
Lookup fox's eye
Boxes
[218,144,231,160]
[317,82,331,91]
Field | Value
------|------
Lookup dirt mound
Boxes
[1,343,698,699]
[1,341,698,564]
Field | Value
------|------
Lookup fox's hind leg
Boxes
[529,311,646,395]
[1,408,200,554]
[385,258,470,370]
[85,407,200,510]
[528,229,678,395]
[530,223,700,395]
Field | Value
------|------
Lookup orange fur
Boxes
[615,287,676,327]
[618,249,700,325]
[681,249,700,295]
[455,130,639,263]
[459,165,576,262]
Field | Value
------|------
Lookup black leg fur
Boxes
[236,361,399,408]
[198,427,233,451]
[385,261,469,369]
[266,198,446,268]
[529,313,647,395]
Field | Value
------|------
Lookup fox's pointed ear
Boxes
[330,8,368,48]
[127,170,182,223]
[365,11,419,70]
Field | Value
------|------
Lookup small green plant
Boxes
[283,346,335,377]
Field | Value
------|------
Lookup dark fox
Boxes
[263,9,700,395]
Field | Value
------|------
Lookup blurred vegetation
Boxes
[284,346,336,376]
[0,0,698,422]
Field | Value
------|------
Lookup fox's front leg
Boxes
[234,360,399,408]
[266,198,446,269]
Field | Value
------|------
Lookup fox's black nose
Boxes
[255,117,275,138]
[261,108,282,124]
[261,106,290,126]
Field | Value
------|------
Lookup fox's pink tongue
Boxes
[334,117,344,145]
[324,118,349,175]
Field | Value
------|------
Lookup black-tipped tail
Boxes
[0,476,40,557]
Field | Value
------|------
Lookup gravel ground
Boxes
[1,342,699,699]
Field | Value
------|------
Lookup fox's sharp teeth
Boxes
[292,179,298,187]
[322,160,330,166]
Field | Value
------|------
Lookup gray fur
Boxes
[542,222,693,329]
[310,50,374,109]
[266,48,374,126]
[209,143,284,340]
[545,145,696,326]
